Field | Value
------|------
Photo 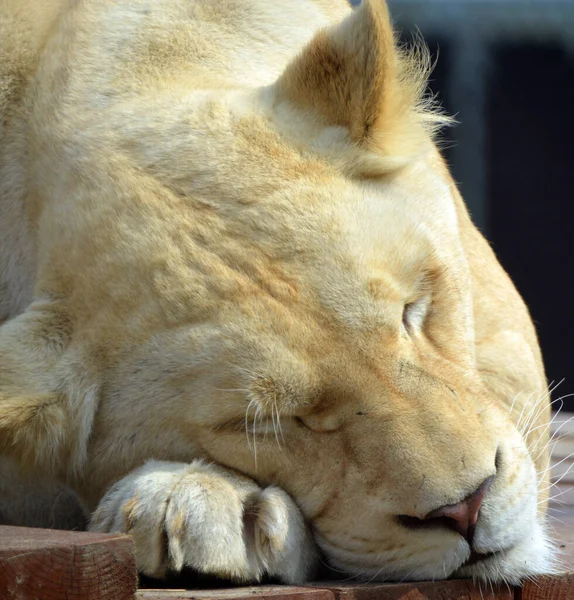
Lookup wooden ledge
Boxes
[136,587,335,600]
[0,525,136,600]
[136,577,574,600]
[310,581,512,600]
[1,525,573,600]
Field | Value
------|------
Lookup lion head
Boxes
[0,0,553,586]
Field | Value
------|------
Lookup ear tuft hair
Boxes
[276,0,453,175]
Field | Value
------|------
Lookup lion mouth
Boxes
[462,549,501,566]
[462,550,499,567]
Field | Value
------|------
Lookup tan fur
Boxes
[0,0,552,584]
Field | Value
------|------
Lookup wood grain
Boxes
[550,412,574,506]
[0,525,136,600]
[309,581,514,600]
[519,574,574,600]
[136,586,335,600]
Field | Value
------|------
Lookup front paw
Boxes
[89,460,316,583]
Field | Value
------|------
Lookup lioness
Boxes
[0,0,554,586]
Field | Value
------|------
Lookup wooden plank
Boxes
[549,437,574,460]
[549,412,574,505]
[135,576,574,600]
[308,581,513,600]
[550,459,574,484]
[136,586,334,600]
[548,504,574,571]
[0,525,136,600]
[519,574,574,600]
[548,484,574,506]
[550,413,574,437]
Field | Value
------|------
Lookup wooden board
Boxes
[137,582,514,600]
[550,412,574,506]
[309,581,514,600]
[137,586,335,600]
[520,574,574,600]
[0,525,136,600]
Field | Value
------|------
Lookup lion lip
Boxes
[463,549,501,566]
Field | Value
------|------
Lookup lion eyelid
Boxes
[402,295,431,333]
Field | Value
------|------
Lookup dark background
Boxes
[353,0,574,409]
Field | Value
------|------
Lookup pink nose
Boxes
[423,476,493,543]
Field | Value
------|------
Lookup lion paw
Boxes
[89,460,316,583]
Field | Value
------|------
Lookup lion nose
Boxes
[398,476,493,544]
[423,476,493,544]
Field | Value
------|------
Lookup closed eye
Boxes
[402,296,431,334]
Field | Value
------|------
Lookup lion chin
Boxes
[0,0,555,587]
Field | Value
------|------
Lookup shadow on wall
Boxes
[376,0,574,409]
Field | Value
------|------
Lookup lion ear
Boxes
[276,0,448,171]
